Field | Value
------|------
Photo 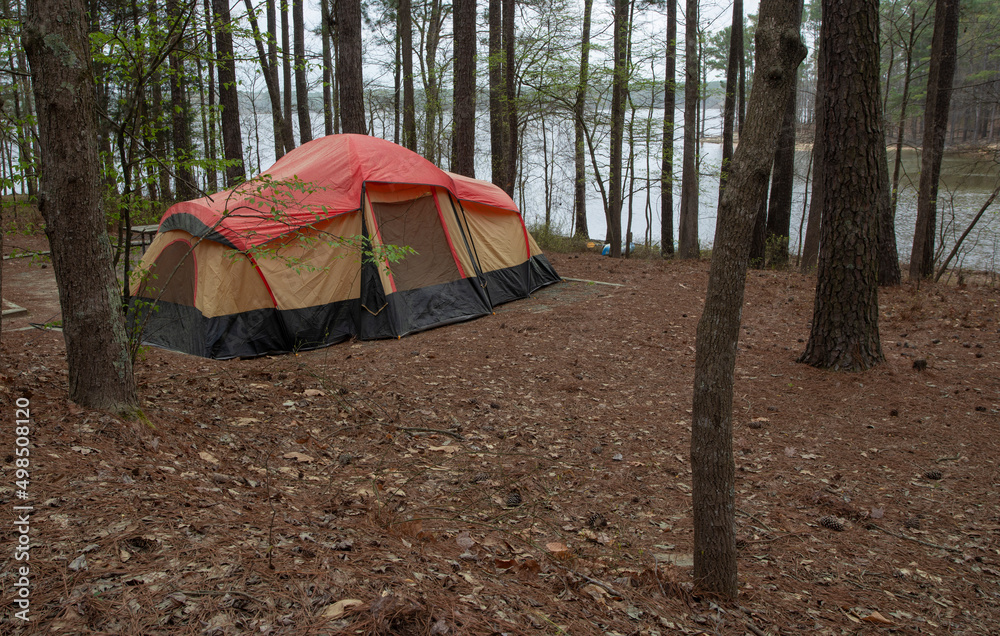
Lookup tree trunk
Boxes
[423,0,443,163]
[799,39,825,272]
[764,5,801,270]
[692,0,805,598]
[293,0,312,143]
[608,0,628,258]
[213,0,245,185]
[400,0,416,149]
[451,0,476,177]
[660,0,676,256]
[572,0,594,238]
[488,0,509,193]
[168,0,197,199]
[201,0,218,191]
[718,0,742,194]
[502,0,516,197]
[321,0,334,136]
[909,0,960,280]
[268,0,285,158]
[281,0,294,145]
[678,0,700,258]
[799,0,885,371]
[23,0,139,413]
[337,0,366,134]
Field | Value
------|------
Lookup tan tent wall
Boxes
[133,230,274,318]
[254,212,364,311]
[456,201,530,274]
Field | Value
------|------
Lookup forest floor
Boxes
[2,235,999,635]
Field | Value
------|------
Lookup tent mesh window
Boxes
[137,239,197,306]
[371,194,462,292]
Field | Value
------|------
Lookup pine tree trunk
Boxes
[488,0,508,192]
[573,0,594,239]
[718,0,742,194]
[451,0,476,177]
[765,53,800,268]
[337,0,365,134]
[502,0,516,197]
[800,0,885,371]
[909,0,960,280]
[213,0,246,185]
[799,39,825,272]
[691,0,805,598]
[321,0,334,136]
[401,0,416,149]
[678,0,699,258]
[201,0,218,191]
[660,0,676,256]
[281,0,294,145]
[608,0,628,258]
[23,0,138,414]
[168,0,197,199]
[293,0,311,143]
[423,0,442,163]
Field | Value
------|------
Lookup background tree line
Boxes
[3,0,999,266]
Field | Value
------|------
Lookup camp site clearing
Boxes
[2,250,999,634]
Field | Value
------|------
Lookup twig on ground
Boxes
[395,426,465,441]
[868,523,962,553]
[737,508,778,534]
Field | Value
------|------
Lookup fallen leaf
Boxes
[304,389,325,397]
[428,445,459,454]
[283,452,315,463]
[321,598,364,620]
[494,558,517,569]
[230,417,259,427]
[862,611,893,625]
[199,451,219,465]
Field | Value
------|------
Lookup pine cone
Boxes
[470,472,489,484]
[587,512,607,528]
[923,469,943,480]
[819,515,846,531]
[505,489,522,507]
[904,516,921,530]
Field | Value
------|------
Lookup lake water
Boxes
[240,106,1000,272]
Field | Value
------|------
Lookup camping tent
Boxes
[128,134,560,359]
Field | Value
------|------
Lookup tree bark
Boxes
[799,0,885,371]
[168,0,197,199]
[799,38,825,272]
[267,0,285,158]
[213,0,245,185]
[718,0,742,194]
[423,0,443,163]
[293,0,312,143]
[281,0,294,145]
[909,0,960,280]
[23,0,139,413]
[502,0,516,196]
[608,0,629,258]
[451,0,476,177]
[572,0,594,239]
[201,0,218,191]
[337,0,366,134]
[488,0,509,193]
[692,0,805,598]
[677,0,699,258]
[400,0,416,149]
[321,0,334,136]
[660,0,676,256]
[765,20,801,269]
